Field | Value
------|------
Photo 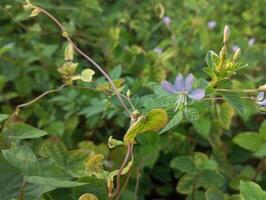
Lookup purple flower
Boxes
[232,45,239,52]
[257,92,266,107]
[161,74,205,100]
[154,47,163,54]
[248,37,256,47]
[163,16,171,26]
[207,20,216,29]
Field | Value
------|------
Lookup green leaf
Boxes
[170,156,196,173]
[39,139,68,166]
[124,109,168,144]
[176,174,195,194]
[2,143,39,175]
[205,188,224,200]
[220,92,243,114]
[193,117,212,138]
[240,181,266,200]
[206,50,219,68]
[185,107,200,121]
[7,123,47,139]
[259,120,266,140]
[233,132,264,152]
[25,176,88,188]
[0,114,9,123]
[160,111,183,134]
[218,102,235,129]
[199,170,225,188]
[254,144,266,156]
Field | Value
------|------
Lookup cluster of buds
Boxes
[58,43,95,85]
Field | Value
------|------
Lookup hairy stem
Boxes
[32,5,132,119]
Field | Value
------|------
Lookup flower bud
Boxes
[223,25,230,44]
[64,43,74,61]
[30,8,40,17]
[232,48,241,62]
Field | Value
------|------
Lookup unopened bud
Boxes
[30,8,40,17]
[108,136,124,149]
[126,89,131,98]
[64,43,74,61]
[232,48,241,62]
[223,25,230,44]
[219,46,226,61]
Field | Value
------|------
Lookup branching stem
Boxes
[32,6,132,119]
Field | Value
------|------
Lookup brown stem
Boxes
[33,6,132,119]
[8,84,67,121]
[19,181,26,200]
[110,144,133,198]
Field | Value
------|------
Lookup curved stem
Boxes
[33,6,132,119]
[8,84,67,121]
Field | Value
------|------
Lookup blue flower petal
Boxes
[257,92,264,101]
[189,89,205,100]
[174,74,185,91]
[161,80,177,94]
[185,73,194,92]
[258,99,266,107]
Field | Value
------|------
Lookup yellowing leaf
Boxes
[85,154,104,176]
[123,109,168,144]
[80,69,95,82]
[79,193,99,200]
[58,62,78,76]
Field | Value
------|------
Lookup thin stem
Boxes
[115,147,134,200]
[203,96,256,101]
[215,88,263,93]
[33,6,132,119]
[110,144,133,198]
[19,181,26,200]
[8,84,66,121]
[134,168,141,199]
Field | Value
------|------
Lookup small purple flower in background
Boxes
[207,20,216,29]
[232,45,239,52]
[257,92,266,108]
[161,74,205,111]
[248,37,256,47]
[163,16,171,26]
[154,47,163,54]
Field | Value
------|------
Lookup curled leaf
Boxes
[72,69,95,82]
[80,69,95,82]
[108,136,124,149]
[123,109,168,144]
